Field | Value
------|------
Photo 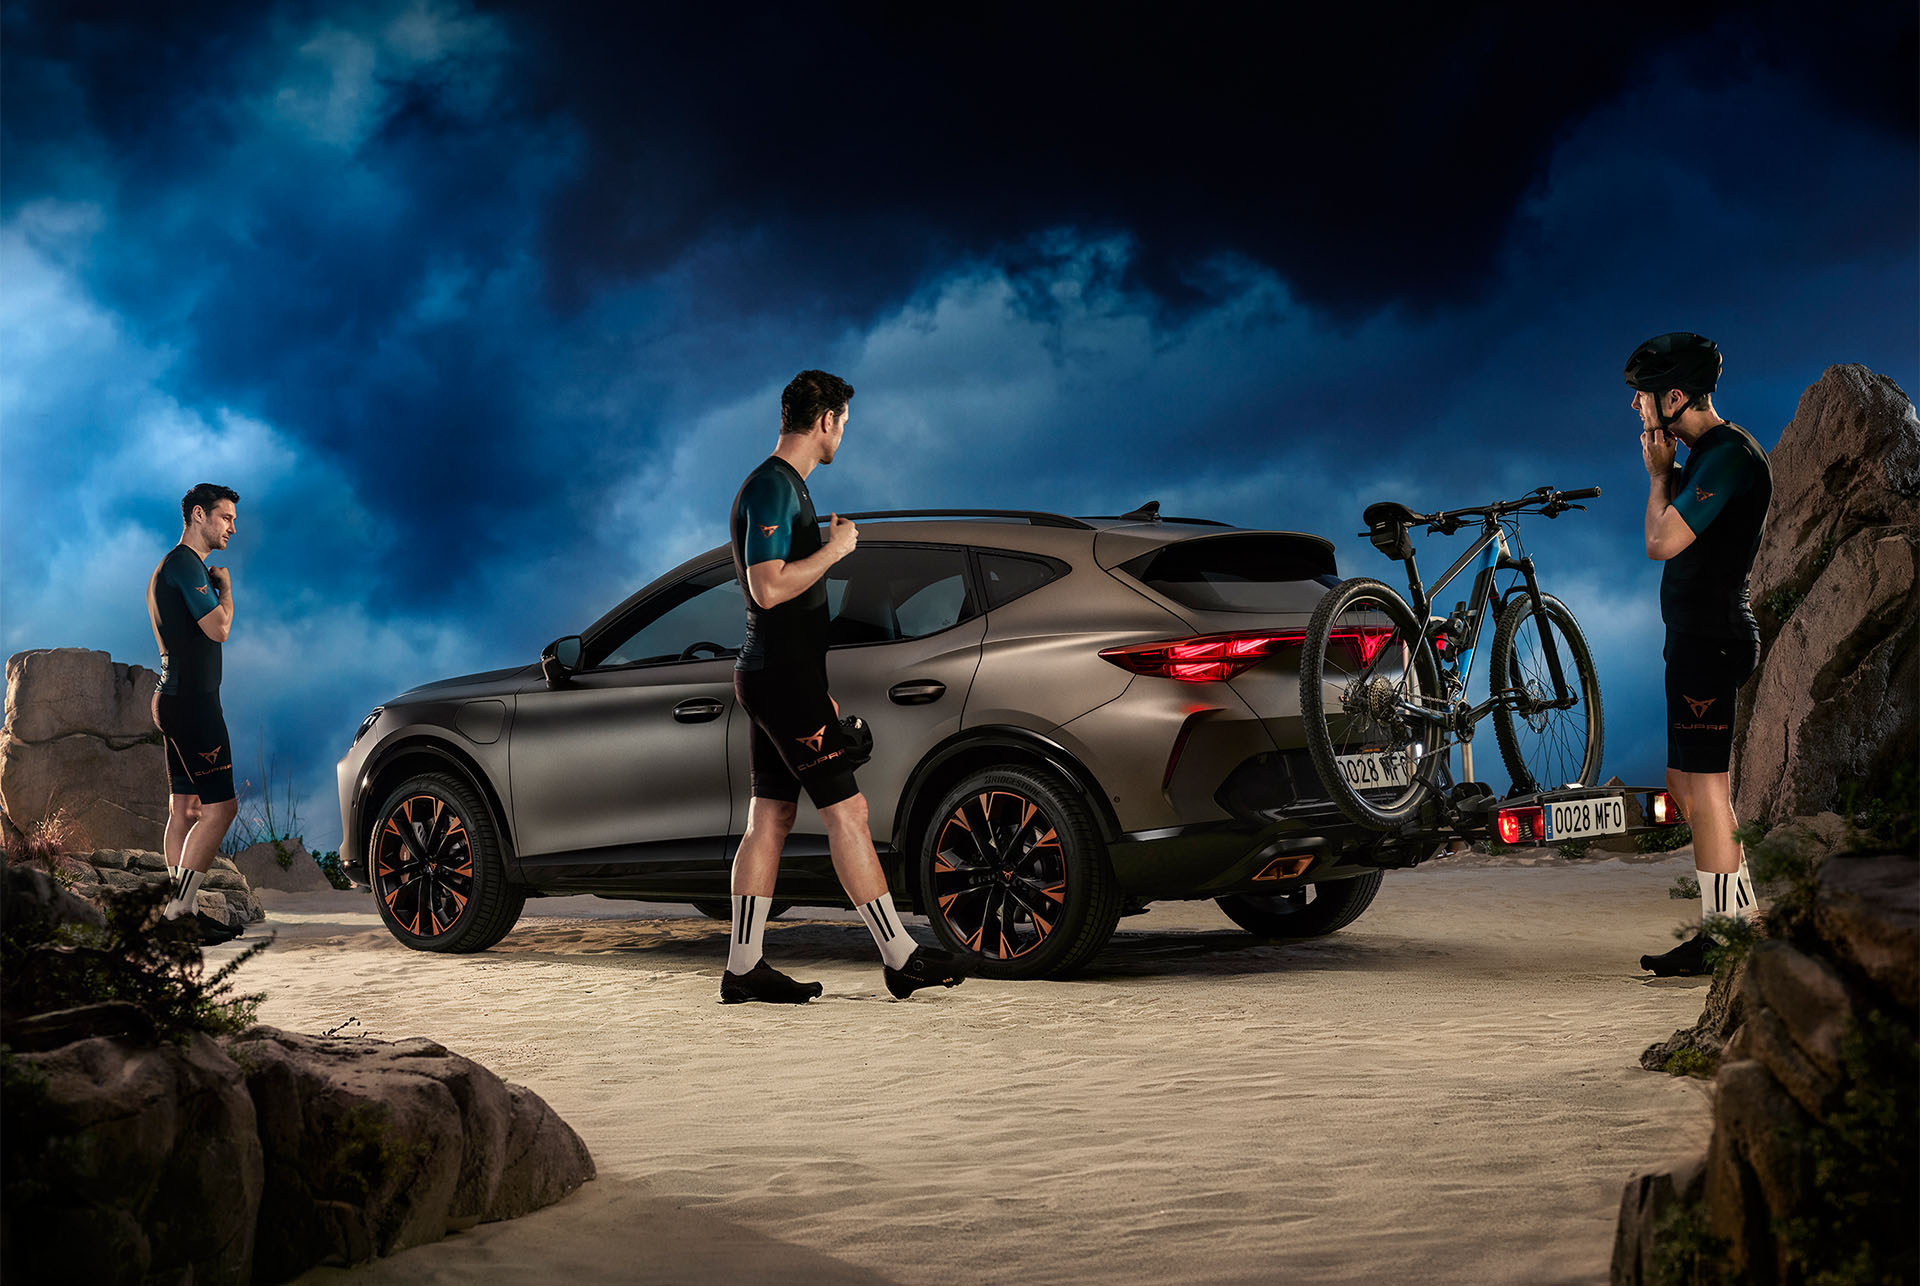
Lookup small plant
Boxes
[1639,822,1693,854]
[1669,874,1700,900]
[220,735,306,858]
[3,807,85,869]
[1700,914,1762,974]
[1555,839,1591,859]
[311,850,354,890]
[1661,1046,1718,1080]
[1653,1201,1733,1285]
[1,878,269,1043]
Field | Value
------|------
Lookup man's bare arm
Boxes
[746,515,858,609]
[198,570,235,642]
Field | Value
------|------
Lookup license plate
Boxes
[1334,750,1414,792]
[1544,796,1627,841]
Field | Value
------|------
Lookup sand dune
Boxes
[222,850,1714,1285]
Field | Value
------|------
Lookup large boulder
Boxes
[1734,366,1920,825]
[0,1031,264,1286]
[228,1028,596,1282]
[231,837,337,893]
[1,649,168,851]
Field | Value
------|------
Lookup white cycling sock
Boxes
[1732,860,1758,921]
[727,894,770,974]
[167,868,206,920]
[857,893,917,970]
[1697,866,1749,941]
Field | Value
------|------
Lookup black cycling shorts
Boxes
[154,691,236,803]
[734,665,860,809]
[1664,632,1760,774]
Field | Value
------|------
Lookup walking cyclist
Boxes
[721,369,965,1003]
[1628,333,1772,976]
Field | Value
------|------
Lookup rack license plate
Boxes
[1544,796,1626,841]
[1335,751,1414,792]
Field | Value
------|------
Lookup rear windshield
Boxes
[1120,533,1338,612]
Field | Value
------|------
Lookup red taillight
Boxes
[1651,791,1681,825]
[1100,631,1305,683]
[1328,627,1395,667]
[1497,805,1544,845]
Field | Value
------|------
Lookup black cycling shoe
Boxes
[190,911,243,945]
[720,960,824,1005]
[884,946,967,1000]
[1641,931,1713,977]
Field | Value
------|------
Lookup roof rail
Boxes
[835,508,1093,529]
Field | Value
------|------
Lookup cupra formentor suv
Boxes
[338,504,1423,979]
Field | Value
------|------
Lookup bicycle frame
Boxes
[1376,513,1576,786]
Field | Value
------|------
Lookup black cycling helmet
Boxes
[1624,332,1721,395]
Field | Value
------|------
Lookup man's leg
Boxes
[164,794,200,887]
[818,792,964,998]
[166,797,236,919]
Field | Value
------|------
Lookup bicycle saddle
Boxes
[1362,501,1422,527]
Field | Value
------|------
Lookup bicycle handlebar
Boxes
[1420,485,1602,534]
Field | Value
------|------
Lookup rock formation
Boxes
[59,847,267,927]
[1733,365,1920,825]
[0,870,596,1285]
[1,648,169,851]
[231,836,338,894]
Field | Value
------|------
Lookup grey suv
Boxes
[336,504,1411,979]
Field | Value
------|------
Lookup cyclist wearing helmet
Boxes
[1627,332,1772,976]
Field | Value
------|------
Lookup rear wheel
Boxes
[369,772,524,952]
[1299,578,1445,829]
[1215,871,1384,938]
[918,766,1120,980]
[1489,593,1604,792]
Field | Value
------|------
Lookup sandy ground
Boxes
[216,849,1718,1285]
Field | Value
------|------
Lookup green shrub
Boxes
[1640,822,1693,853]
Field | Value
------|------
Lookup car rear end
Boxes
[1029,524,1390,896]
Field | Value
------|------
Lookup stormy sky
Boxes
[4,1,1914,850]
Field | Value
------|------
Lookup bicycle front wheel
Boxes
[1489,592,1604,792]
[1299,578,1445,829]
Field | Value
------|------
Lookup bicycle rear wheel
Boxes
[1489,592,1604,792]
[1299,578,1445,829]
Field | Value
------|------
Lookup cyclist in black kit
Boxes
[1628,333,1772,976]
[720,370,965,1003]
[146,482,243,938]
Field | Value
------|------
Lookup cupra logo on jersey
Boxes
[1684,695,1716,719]
[760,524,779,536]
[1695,487,1714,502]
[797,726,827,752]
[195,584,210,594]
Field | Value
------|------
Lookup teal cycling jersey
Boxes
[1662,422,1772,639]
[147,544,223,694]
[729,456,829,671]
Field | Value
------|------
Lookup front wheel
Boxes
[369,772,524,952]
[1299,578,1446,830]
[918,766,1121,980]
[1489,593,1604,793]
[1215,871,1384,938]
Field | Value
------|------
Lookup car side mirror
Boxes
[541,635,583,687]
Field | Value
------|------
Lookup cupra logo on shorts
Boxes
[797,726,826,753]
[1684,695,1716,719]
[198,747,223,763]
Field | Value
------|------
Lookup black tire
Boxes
[369,772,524,953]
[1215,870,1384,938]
[689,899,793,921]
[1489,593,1604,793]
[1298,578,1445,829]
[918,766,1121,980]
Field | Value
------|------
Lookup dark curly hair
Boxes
[180,482,240,526]
[780,370,854,435]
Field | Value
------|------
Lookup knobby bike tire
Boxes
[1488,592,1604,793]
[1299,578,1445,829]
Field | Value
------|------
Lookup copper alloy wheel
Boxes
[373,793,477,938]
[930,789,1068,960]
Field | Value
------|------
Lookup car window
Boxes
[591,565,744,667]
[1120,534,1338,612]
[978,552,1066,609]
[826,545,977,646]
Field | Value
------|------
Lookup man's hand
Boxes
[825,513,858,560]
[1641,428,1676,478]
[207,565,231,592]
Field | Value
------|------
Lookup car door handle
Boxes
[888,680,946,706]
[673,698,726,723]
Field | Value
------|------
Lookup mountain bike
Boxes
[1299,485,1605,830]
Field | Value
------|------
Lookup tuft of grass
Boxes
[4,807,86,870]
[1669,874,1701,901]
[1555,839,1591,859]
[1661,1047,1718,1080]
[1640,822,1694,854]
[2,879,269,1043]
